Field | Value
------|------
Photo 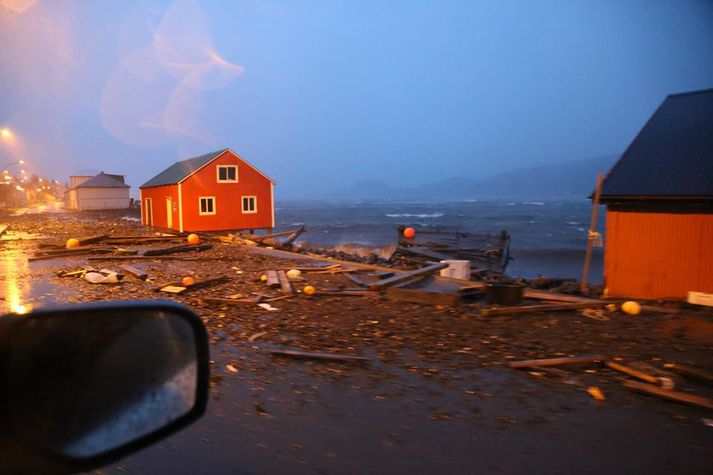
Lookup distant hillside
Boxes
[335,155,618,200]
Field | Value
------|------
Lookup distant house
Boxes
[139,148,275,232]
[599,88,713,300]
[65,172,130,211]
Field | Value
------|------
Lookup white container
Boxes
[439,260,471,280]
[688,291,713,307]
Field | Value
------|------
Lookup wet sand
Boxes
[1,213,712,474]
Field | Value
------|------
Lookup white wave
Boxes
[384,213,444,218]
[522,201,546,206]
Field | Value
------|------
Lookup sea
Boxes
[273,199,605,283]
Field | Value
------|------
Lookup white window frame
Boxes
[199,196,216,216]
[216,165,238,183]
[241,195,257,214]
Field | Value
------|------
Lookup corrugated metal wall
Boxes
[605,211,713,299]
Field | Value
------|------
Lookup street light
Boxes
[1,128,11,138]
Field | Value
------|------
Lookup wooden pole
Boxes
[581,174,604,293]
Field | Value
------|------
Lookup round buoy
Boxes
[303,285,316,296]
[259,274,268,282]
[286,269,302,279]
[187,233,201,245]
[621,301,641,315]
[181,276,195,286]
[403,227,416,239]
[66,238,80,249]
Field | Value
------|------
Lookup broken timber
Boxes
[604,361,659,384]
[277,270,296,295]
[481,301,608,317]
[367,262,448,291]
[120,265,148,280]
[143,243,213,256]
[268,349,371,362]
[509,355,606,369]
[622,379,713,410]
[663,363,713,386]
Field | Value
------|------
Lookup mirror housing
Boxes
[0,301,209,474]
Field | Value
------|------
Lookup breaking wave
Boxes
[384,213,444,218]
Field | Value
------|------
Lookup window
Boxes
[217,165,238,183]
[199,196,216,215]
[242,196,257,214]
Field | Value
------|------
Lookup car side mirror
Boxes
[0,301,209,474]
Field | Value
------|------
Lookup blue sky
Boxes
[1,0,712,197]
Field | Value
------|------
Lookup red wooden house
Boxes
[599,88,713,300]
[140,148,275,233]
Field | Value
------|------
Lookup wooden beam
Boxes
[265,270,280,287]
[367,262,449,291]
[277,270,296,295]
[481,301,606,317]
[386,287,460,306]
[120,264,148,280]
[605,361,659,384]
[509,355,606,369]
[622,380,713,410]
[663,363,713,386]
[143,243,213,256]
[268,349,370,362]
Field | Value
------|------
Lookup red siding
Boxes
[140,185,179,230]
[605,210,713,300]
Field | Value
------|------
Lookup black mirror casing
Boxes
[0,301,210,474]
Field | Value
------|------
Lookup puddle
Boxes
[0,245,66,314]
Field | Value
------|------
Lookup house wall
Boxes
[180,150,274,232]
[75,187,130,211]
[140,184,179,229]
[65,189,79,210]
[604,210,713,299]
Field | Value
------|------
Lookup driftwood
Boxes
[88,256,214,261]
[367,262,449,291]
[622,380,713,410]
[268,349,371,362]
[481,301,607,317]
[663,363,713,386]
[277,270,296,295]
[605,361,659,384]
[313,290,374,297]
[78,234,111,246]
[143,243,213,256]
[509,355,606,369]
[265,270,280,287]
[203,297,263,306]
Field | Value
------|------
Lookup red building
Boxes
[599,88,713,300]
[140,149,275,233]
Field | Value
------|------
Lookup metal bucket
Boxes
[484,283,524,306]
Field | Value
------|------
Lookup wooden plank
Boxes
[663,363,713,386]
[0,224,8,237]
[78,233,111,246]
[481,301,606,317]
[313,290,374,297]
[508,355,606,369]
[386,287,460,306]
[523,289,602,304]
[202,297,262,306]
[268,349,371,362]
[367,262,449,291]
[622,379,713,410]
[343,273,369,287]
[605,361,659,384]
[277,270,296,295]
[88,256,213,261]
[120,264,148,280]
[265,270,280,287]
[143,243,213,256]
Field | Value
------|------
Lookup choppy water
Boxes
[274,199,605,282]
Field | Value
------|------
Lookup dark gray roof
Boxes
[141,149,228,188]
[76,173,129,188]
[600,88,713,201]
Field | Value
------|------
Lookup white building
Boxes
[65,172,130,211]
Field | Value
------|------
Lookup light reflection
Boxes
[2,246,31,315]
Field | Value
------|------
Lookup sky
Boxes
[0,0,712,198]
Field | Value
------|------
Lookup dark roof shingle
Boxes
[141,149,228,188]
[600,88,713,201]
[76,173,129,188]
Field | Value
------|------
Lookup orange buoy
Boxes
[187,233,201,245]
[66,238,80,249]
[181,276,195,286]
[403,227,416,239]
[302,285,316,296]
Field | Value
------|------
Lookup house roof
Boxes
[600,88,713,202]
[75,172,129,188]
[140,148,275,188]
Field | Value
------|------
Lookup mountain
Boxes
[333,155,618,200]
